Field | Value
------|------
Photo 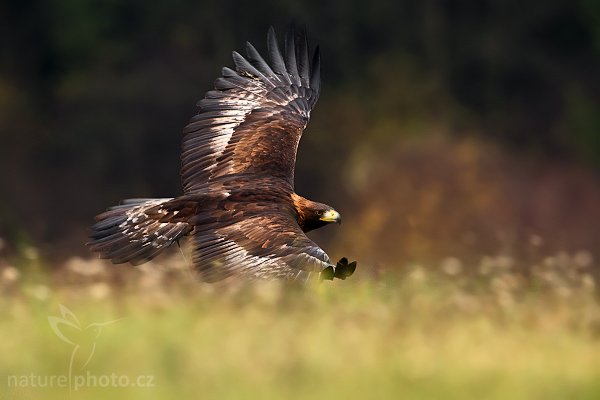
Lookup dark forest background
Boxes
[1,0,599,268]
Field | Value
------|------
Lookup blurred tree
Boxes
[0,0,598,259]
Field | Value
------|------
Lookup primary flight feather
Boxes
[88,27,356,282]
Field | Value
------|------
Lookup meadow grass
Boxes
[1,253,600,399]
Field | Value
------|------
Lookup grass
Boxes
[1,251,600,399]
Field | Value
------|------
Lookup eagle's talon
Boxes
[331,258,358,280]
[347,261,357,275]
[320,265,335,281]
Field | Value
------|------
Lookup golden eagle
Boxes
[88,27,356,282]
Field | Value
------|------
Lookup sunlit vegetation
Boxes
[1,250,599,399]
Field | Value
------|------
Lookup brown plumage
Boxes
[88,27,354,282]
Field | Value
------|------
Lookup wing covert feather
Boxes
[191,211,331,282]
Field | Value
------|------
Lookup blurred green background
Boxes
[1,0,599,268]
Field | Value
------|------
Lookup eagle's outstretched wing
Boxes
[191,210,331,282]
[181,27,320,192]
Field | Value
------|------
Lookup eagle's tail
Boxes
[87,198,192,265]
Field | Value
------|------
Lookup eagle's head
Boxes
[301,203,341,232]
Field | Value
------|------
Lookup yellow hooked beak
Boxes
[320,209,342,224]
